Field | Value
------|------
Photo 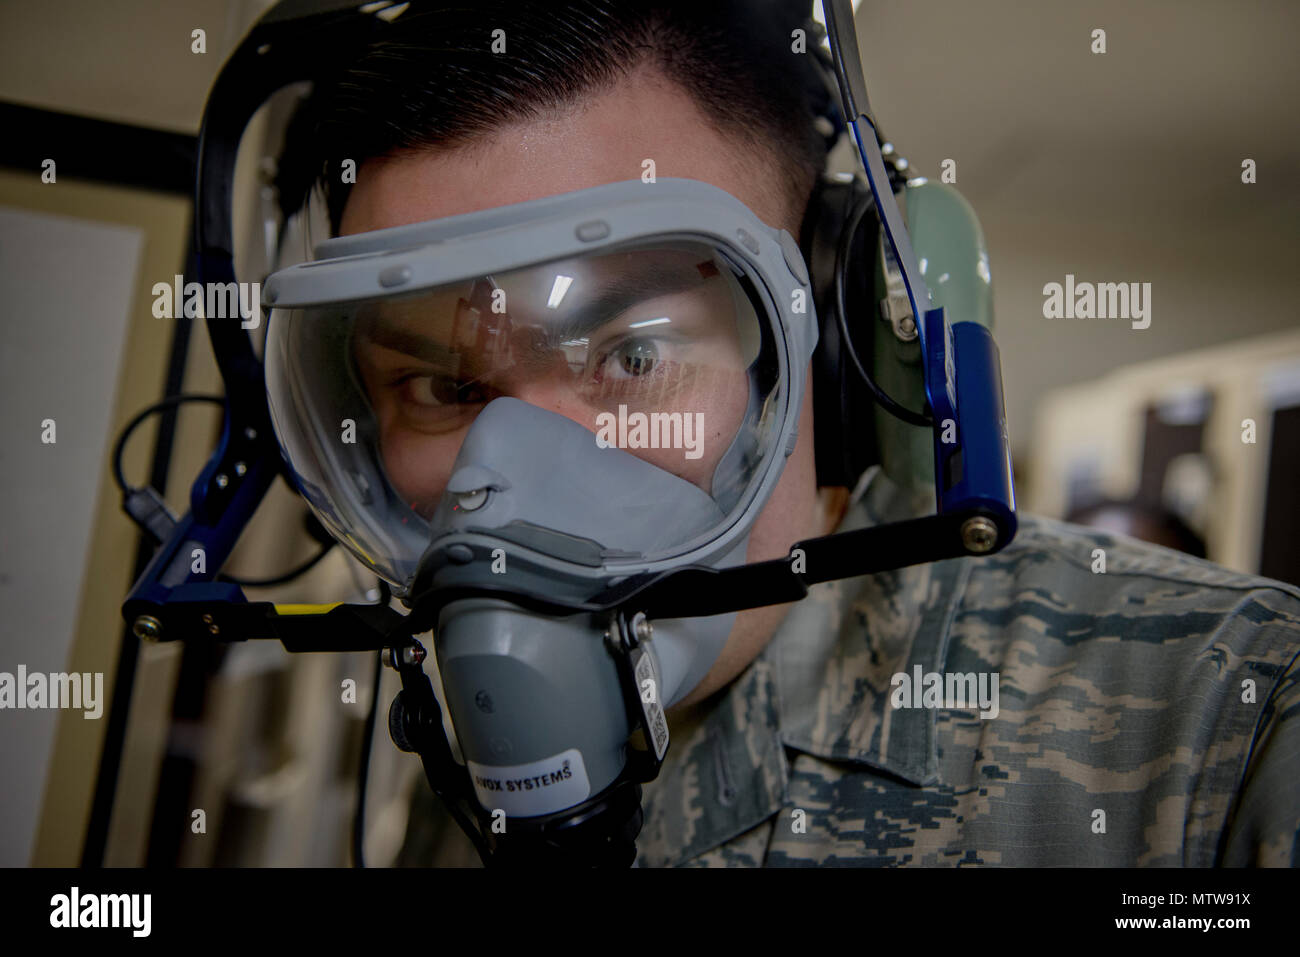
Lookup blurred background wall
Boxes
[0,0,1295,867]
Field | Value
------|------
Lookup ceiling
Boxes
[3,0,1295,231]
[849,0,1300,228]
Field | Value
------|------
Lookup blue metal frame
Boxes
[824,0,1015,535]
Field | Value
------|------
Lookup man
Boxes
[279,0,1300,866]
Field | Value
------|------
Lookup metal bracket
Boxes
[605,611,669,783]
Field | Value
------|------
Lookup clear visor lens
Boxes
[265,241,781,587]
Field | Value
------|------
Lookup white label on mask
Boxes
[466,748,591,818]
[633,647,669,761]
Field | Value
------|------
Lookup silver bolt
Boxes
[201,613,214,624]
[215,473,229,489]
[234,461,247,477]
[133,615,163,642]
[631,612,653,642]
[961,516,999,554]
[879,295,918,342]
[383,645,426,669]
[243,427,257,441]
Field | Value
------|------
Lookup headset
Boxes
[117,0,1016,866]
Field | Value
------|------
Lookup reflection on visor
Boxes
[265,240,779,587]
[349,249,758,519]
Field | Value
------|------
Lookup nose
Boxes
[505,377,596,436]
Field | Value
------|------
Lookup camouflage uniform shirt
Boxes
[632,467,1300,866]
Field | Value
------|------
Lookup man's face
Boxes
[341,63,826,711]
[351,246,757,519]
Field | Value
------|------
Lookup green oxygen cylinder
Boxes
[871,179,995,492]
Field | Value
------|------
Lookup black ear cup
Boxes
[801,173,881,490]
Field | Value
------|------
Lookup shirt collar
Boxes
[766,467,971,785]
[635,468,969,866]
[634,652,788,867]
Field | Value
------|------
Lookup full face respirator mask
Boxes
[262,179,812,860]
[119,0,1017,867]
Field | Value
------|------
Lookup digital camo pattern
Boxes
[634,468,1300,867]
[397,466,1300,867]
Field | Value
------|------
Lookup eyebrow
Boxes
[354,259,719,362]
[356,316,456,368]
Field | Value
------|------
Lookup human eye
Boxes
[600,338,663,380]
[388,366,490,404]
[389,371,491,434]
[588,336,677,391]
[397,373,446,408]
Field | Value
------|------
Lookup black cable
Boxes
[114,391,336,585]
[353,579,390,868]
[834,190,935,428]
[218,543,334,588]
[112,393,226,493]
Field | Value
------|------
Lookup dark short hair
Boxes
[277,0,830,236]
